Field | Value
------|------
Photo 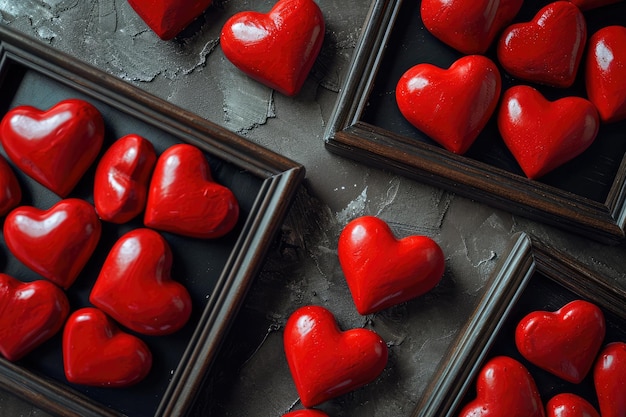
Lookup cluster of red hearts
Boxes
[127,0,325,97]
[281,216,446,416]
[0,98,240,387]
[396,0,626,179]
[460,299,626,417]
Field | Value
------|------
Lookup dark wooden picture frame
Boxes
[0,25,304,417]
[412,232,626,416]
[325,0,626,244]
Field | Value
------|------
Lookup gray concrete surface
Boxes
[0,1,624,416]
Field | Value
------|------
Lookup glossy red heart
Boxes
[338,216,445,315]
[459,356,545,417]
[593,342,626,417]
[396,55,501,154]
[515,299,605,383]
[63,307,152,387]
[144,143,239,239]
[220,0,325,96]
[497,85,599,179]
[585,25,626,123]
[497,1,586,88]
[0,99,104,197]
[568,0,624,10]
[421,0,523,54]
[546,393,599,417]
[94,134,157,224]
[283,411,329,417]
[90,228,192,336]
[0,154,21,216]
[127,0,213,40]
[283,305,388,408]
[0,274,69,362]
[4,199,102,289]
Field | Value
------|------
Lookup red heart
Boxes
[546,393,599,417]
[0,99,104,197]
[497,85,599,179]
[585,25,626,123]
[568,0,624,10]
[515,299,605,383]
[90,228,192,336]
[421,0,523,54]
[0,274,69,362]
[338,216,445,315]
[94,134,157,224]
[63,307,152,387]
[396,55,501,154]
[4,199,102,289]
[283,411,328,417]
[127,0,213,40]
[593,342,626,417]
[220,0,325,96]
[144,143,239,239]
[459,356,545,417]
[283,305,388,408]
[497,1,586,88]
[0,154,21,217]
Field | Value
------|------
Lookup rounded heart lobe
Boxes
[546,393,599,417]
[459,356,545,417]
[421,0,523,54]
[585,25,626,123]
[594,342,626,417]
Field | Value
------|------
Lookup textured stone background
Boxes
[0,1,624,416]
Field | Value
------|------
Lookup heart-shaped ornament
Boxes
[594,342,626,417]
[0,274,69,361]
[515,299,605,383]
[283,411,329,417]
[94,134,157,224]
[497,1,587,88]
[63,307,152,387]
[144,143,239,239]
[4,199,102,289]
[585,25,626,123]
[497,85,599,179]
[546,393,600,417]
[338,216,445,315]
[421,0,523,54]
[459,356,545,417]
[90,228,192,336]
[220,0,325,96]
[283,305,388,408]
[396,55,501,154]
[0,154,21,216]
[127,0,213,40]
[0,99,104,197]
[568,0,624,10]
